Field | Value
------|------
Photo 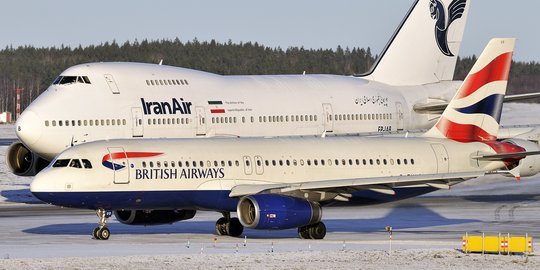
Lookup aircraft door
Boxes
[243,156,253,175]
[107,147,130,184]
[131,107,144,137]
[395,102,404,131]
[430,144,449,173]
[195,106,207,136]
[104,74,120,94]
[254,155,264,175]
[322,103,333,132]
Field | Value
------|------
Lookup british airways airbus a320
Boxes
[31,39,540,240]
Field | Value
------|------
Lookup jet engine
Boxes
[237,194,322,230]
[502,139,540,177]
[114,209,196,226]
[6,141,50,176]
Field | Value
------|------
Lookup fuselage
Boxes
[18,62,461,160]
[31,135,507,211]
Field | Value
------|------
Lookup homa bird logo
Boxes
[102,152,163,170]
[429,0,467,56]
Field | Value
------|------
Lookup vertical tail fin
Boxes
[424,38,516,142]
[361,0,469,86]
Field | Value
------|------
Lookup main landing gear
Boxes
[298,222,326,239]
[93,208,112,240]
[215,212,244,237]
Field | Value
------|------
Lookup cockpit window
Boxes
[82,159,93,169]
[53,76,92,85]
[52,159,70,167]
[69,159,82,168]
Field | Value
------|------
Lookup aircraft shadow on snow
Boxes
[0,188,42,204]
[23,204,479,239]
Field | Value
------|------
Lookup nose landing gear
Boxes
[93,209,112,240]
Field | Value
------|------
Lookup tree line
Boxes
[0,38,538,117]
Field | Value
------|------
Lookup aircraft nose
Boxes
[16,110,43,146]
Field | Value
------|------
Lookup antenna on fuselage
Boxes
[158,59,163,65]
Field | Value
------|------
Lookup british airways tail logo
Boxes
[435,51,513,143]
[429,0,467,56]
[102,152,163,171]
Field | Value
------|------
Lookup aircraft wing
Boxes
[228,171,484,198]
[413,93,540,114]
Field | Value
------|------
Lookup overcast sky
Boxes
[1,0,538,61]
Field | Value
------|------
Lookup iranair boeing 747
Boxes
[11,0,473,176]
[31,39,540,240]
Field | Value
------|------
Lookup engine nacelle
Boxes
[114,209,196,226]
[237,194,322,230]
[6,141,50,176]
[503,139,540,177]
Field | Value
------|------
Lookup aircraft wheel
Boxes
[308,222,326,239]
[215,217,228,236]
[92,227,100,240]
[226,218,244,237]
[98,227,110,240]
[298,226,311,239]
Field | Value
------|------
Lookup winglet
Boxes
[423,38,515,142]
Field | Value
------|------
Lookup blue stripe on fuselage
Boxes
[32,187,438,211]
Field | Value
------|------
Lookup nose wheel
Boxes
[93,209,112,240]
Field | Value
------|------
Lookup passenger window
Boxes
[192,161,197,167]
[410,159,414,165]
[82,159,92,169]
[200,161,204,167]
[404,159,408,165]
[314,159,318,166]
[221,161,225,167]
[164,161,168,168]
[52,159,70,167]
[45,120,49,127]
[235,160,240,166]
[214,161,218,167]
[69,159,82,168]
[149,162,154,168]
[228,161,232,167]
[142,161,146,168]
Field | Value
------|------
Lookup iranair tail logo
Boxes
[429,0,467,56]
[102,152,163,170]
[436,51,513,143]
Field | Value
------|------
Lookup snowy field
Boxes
[1,103,540,269]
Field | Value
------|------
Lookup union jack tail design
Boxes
[424,38,515,142]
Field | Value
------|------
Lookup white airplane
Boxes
[10,0,475,175]
[31,38,538,240]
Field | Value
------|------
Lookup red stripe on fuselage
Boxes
[102,152,162,162]
[455,52,512,99]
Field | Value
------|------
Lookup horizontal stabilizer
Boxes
[413,93,540,114]
[472,151,540,161]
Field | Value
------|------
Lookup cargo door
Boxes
[322,103,333,132]
[431,144,449,173]
[106,147,130,184]
[131,107,144,137]
[104,74,120,94]
[196,106,207,136]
